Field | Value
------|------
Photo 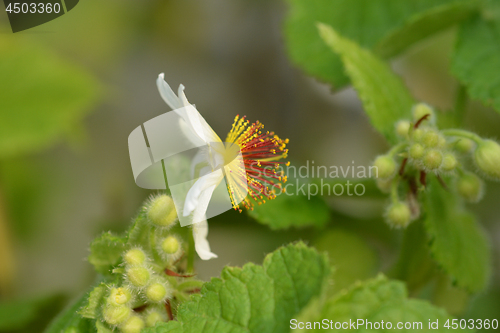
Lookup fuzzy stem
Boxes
[388,142,409,158]
[187,229,195,273]
[441,129,482,144]
[390,177,400,204]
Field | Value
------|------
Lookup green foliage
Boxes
[43,291,96,333]
[79,284,108,320]
[0,36,100,158]
[88,232,127,277]
[452,14,500,114]
[0,294,65,333]
[424,179,490,293]
[318,24,414,144]
[284,0,473,88]
[144,242,330,333]
[295,275,459,332]
[248,191,330,229]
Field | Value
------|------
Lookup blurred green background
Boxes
[0,0,499,331]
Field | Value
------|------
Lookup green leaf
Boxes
[88,232,127,276]
[451,14,500,114]
[296,275,459,332]
[0,36,100,158]
[318,24,414,144]
[248,191,330,230]
[424,179,490,292]
[284,0,474,88]
[314,229,378,295]
[43,291,96,333]
[375,1,477,58]
[0,294,65,332]
[144,242,330,333]
[78,284,107,319]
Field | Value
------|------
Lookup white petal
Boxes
[156,73,182,110]
[192,220,217,260]
[183,169,224,217]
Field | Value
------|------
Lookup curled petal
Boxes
[192,220,217,260]
[183,169,224,218]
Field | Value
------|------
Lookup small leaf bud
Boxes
[145,281,170,303]
[147,195,178,227]
[102,305,131,326]
[386,202,411,228]
[145,308,167,327]
[396,120,411,138]
[108,287,132,306]
[474,140,500,180]
[455,138,474,154]
[423,149,443,171]
[412,103,435,123]
[457,172,485,203]
[374,155,396,179]
[126,266,151,288]
[161,236,180,255]
[409,143,425,160]
[119,315,145,333]
[441,153,458,172]
[123,248,146,266]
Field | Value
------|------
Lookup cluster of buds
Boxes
[93,194,202,333]
[374,103,500,228]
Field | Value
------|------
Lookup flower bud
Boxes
[108,287,132,306]
[161,236,180,255]
[147,195,178,227]
[441,153,458,172]
[412,128,424,142]
[374,155,396,179]
[376,178,392,194]
[124,248,146,266]
[145,308,167,327]
[386,202,411,228]
[395,120,411,138]
[126,266,151,288]
[455,138,474,154]
[145,281,170,303]
[474,140,500,180]
[409,143,425,160]
[423,149,443,171]
[422,130,440,148]
[119,315,145,333]
[412,103,435,123]
[457,172,484,203]
[102,305,131,326]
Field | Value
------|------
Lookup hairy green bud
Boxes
[422,130,440,148]
[474,140,500,180]
[457,172,484,203]
[126,266,151,287]
[145,282,169,303]
[412,103,434,123]
[108,287,132,306]
[409,143,425,160]
[455,138,474,154]
[145,308,166,327]
[374,155,396,179]
[161,236,180,255]
[441,153,458,172]
[147,195,178,227]
[386,202,411,228]
[102,305,131,326]
[124,248,146,266]
[412,128,424,142]
[376,178,392,194]
[396,120,411,138]
[423,149,443,171]
[119,315,145,333]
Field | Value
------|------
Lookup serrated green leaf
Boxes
[424,179,490,292]
[88,232,127,276]
[296,275,461,332]
[79,284,107,319]
[452,14,500,114]
[284,0,473,88]
[43,291,96,333]
[248,191,330,230]
[144,242,330,333]
[318,24,414,144]
[0,36,100,158]
[314,229,378,296]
